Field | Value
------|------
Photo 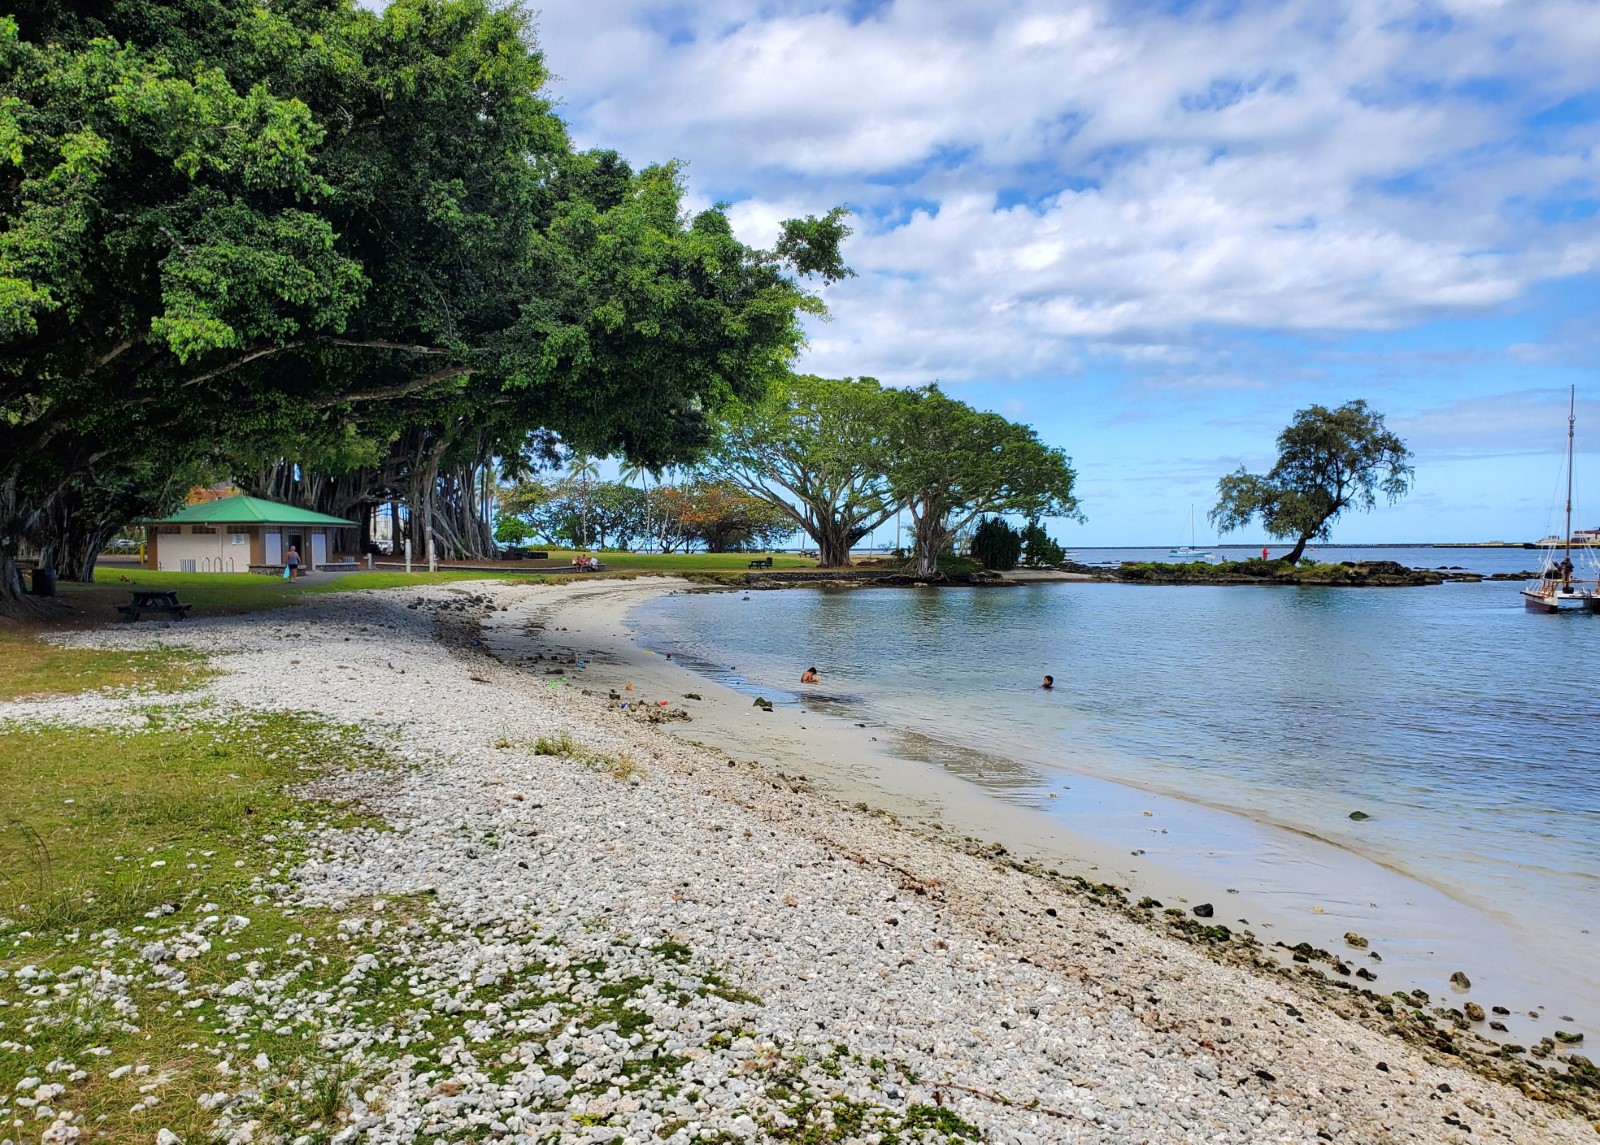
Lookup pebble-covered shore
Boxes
[5,581,1597,1144]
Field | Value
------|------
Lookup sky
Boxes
[527,0,1598,545]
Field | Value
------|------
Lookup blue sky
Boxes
[528,0,1600,546]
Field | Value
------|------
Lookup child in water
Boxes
[1042,674,1054,689]
[800,667,820,684]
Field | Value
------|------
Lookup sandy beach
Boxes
[7,577,1598,1143]
[484,577,1598,1042]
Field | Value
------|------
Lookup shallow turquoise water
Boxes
[636,555,1600,982]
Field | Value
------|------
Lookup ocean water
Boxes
[634,546,1600,997]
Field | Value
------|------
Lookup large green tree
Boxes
[708,374,900,567]
[0,0,848,600]
[885,386,1081,579]
[1209,400,1413,563]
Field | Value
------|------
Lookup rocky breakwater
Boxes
[1075,558,1447,587]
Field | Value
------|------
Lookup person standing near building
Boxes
[286,545,301,580]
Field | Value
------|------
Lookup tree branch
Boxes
[318,365,474,407]
[324,338,469,355]
[181,342,303,388]
[94,336,143,371]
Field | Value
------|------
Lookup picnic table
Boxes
[117,588,192,622]
[747,556,774,569]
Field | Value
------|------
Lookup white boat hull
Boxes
[1522,584,1595,612]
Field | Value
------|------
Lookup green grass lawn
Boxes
[76,566,555,612]
[566,551,815,571]
[2,555,819,698]
[0,713,388,1142]
[0,626,211,702]
[56,554,819,618]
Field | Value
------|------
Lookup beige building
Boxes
[144,496,357,574]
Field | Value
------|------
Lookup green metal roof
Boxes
[152,496,357,527]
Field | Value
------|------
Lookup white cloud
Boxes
[533,0,1600,385]
[1392,389,1600,459]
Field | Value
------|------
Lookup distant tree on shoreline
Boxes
[1020,519,1067,567]
[708,375,900,567]
[1210,400,1414,563]
[971,517,1024,570]
[886,386,1081,579]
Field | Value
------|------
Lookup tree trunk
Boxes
[0,554,25,607]
[816,525,854,568]
[1,473,38,609]
[1284,535,1310,563]
[41,523,114,582]
[913,515,944,579]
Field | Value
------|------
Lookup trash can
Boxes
[31,566,57,596]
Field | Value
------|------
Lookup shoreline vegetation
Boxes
[3,576,1598,1144]
[1069,558,1529,587]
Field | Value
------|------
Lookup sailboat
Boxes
[1522,387,1599,613]
[1169,504,1213,559]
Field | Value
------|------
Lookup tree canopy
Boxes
[1209,400,1413,562]
[0,0,849,599]
[493,476,788,553]
[885,386,1081,578]
[708,374,901,567]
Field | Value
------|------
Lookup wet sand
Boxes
[479,577,1596,1044]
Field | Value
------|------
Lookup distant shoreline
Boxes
[1066,541,1538,550]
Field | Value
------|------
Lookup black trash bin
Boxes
[31,566,57,596]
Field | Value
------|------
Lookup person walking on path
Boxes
[286,545,301,581]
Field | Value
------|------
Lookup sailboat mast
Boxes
[1564,385,1575,586]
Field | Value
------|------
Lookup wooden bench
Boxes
[117,588,192,622]
[747,556,774,569]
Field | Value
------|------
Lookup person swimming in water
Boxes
[1042,674,1054,689]
[800,667,820,684]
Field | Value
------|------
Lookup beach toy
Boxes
[657,700,668,706]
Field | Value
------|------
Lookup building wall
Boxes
[145,522,342,571]
[149,525,253,573]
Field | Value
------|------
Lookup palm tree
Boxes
[567,452,600,548]
[617,460,661,552]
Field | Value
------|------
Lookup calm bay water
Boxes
[636,546,1600,978]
